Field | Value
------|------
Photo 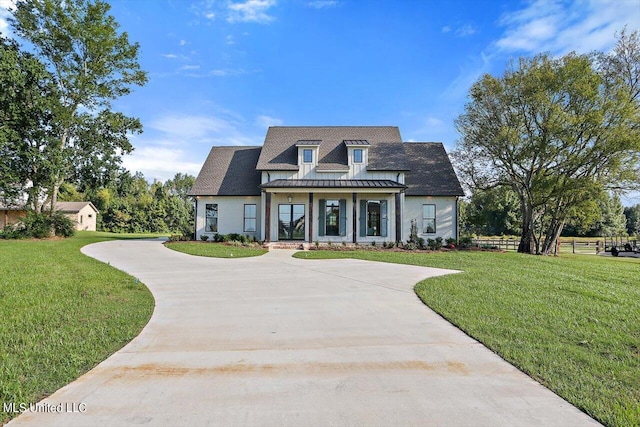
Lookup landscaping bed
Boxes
[164,241,268,258]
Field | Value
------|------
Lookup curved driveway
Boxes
[9,239,597,426]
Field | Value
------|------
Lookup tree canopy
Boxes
[4,0,147,212]
[454,29,640,254]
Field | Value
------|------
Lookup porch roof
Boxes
[260,179,406,192]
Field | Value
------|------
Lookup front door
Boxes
[278,204,305,240]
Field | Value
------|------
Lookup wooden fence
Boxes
[471,238,634,254]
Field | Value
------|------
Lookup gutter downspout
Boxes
[193,197,198,240]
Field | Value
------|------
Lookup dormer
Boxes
[344,140,370,167]
[296,140,320,167]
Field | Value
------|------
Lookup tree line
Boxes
[459,186,634,238]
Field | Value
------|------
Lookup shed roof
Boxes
[54,201,98,213]
[260,179,406,189]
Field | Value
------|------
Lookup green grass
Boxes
[164,241,268,258]
[0,232,157,423]
[293,250,640,427]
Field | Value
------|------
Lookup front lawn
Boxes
[164,241,268,258]
[293,250,640,427]
[0,232,156,424]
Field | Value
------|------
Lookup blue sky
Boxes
[2,0,640,202]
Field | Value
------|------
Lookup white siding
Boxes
[195,196,261,240]
[402,196,457,241]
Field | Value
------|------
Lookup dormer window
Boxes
[303,149,313,163]
[354,149,363,163]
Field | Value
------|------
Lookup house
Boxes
[189,126,464,244]
[0,203,28,230]
[55,202,99,231]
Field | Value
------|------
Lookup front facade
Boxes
[190,127,464,243]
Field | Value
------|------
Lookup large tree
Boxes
[454,30,640,254]
[0,37,59,212]
[8,0,147,212]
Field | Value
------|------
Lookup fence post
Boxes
[572,239,575,254]
[596,240,600,254]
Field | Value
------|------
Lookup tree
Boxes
[464,187,521,236]
[9,0,147,212]
[0,37,59,212]
[454,30,640,254]
[624,204,640,236]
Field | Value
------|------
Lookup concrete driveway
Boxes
[9,239,597,426]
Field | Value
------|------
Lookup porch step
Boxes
[266,242,310,250]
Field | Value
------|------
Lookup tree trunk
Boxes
[541,218,565,255]
[518,202,536,253]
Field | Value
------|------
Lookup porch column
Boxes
[308,193,314,242]
[395,193,402,243]
[265,192,271,242]
[352,193,357,243]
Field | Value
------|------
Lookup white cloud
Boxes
[227,0,276,24]
[180,65,200,70]
[441,25,451,33]
[122,146,203,182]
[255,115,283,128]
[495,0,640,55]
[226,35,235,45]
[456,24,477,37]
[205,12,215,20]
[179,39,188,46]
[162,53,179,59]
[307,1,340,9]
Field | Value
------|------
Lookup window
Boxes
[422,204,436,233]
[244,204,256,232]
[80,215,83,224]
[205,203,218,232]
[325,200,340,236]
[353,148,363,163]
[303,148,313,163]
[367,201,381,236]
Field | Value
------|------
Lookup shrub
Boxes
[387,241,395,249]
[434,237,443,250]
[404,242,417,250]
[417,237,426,250]
[459,236,474,248]
[409,219,419,244]
[0,223,24,239]
[200,234,209,241]
[371,240,376,247]
[22,212,53,238]
[50,211,75,237]
[342,241,347,246]
[445,237,457,246]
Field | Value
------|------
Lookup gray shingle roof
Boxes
[403,143,465,196]
[367,142,411,171]
[189,146,262,196]
[256,126,402,170]
[261,179,406,189]
[55,201,98,213]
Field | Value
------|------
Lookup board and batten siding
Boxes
[195,196,261,240]
[402,196,457,241]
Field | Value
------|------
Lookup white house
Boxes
[189,126,464,243]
